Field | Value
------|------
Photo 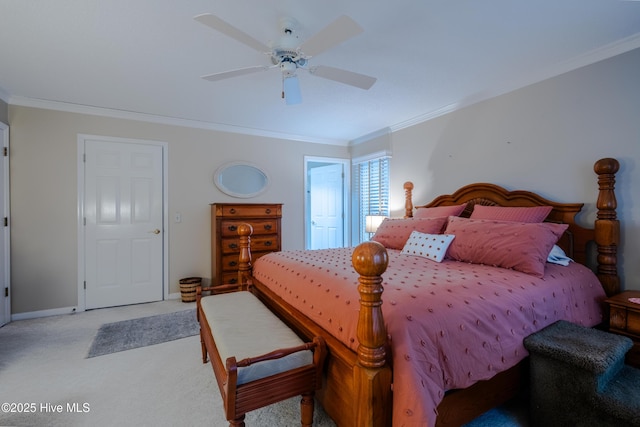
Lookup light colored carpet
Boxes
[0,299,526,426]
[0,300,336,427]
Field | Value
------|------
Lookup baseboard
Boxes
[11,306,79,321]
[11,294,186,321]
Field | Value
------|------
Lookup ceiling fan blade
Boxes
[299,15,363,57]
[194,13,271,53]
[283,76,302,105]
[201,65,269,82]
[309,65,376,90]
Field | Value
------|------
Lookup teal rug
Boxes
[87,309,198,358]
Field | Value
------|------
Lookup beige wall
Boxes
[8,47,640,316]
[361,47,640,292]
[8,107,348,314]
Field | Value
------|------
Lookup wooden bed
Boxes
[234,157,620,427]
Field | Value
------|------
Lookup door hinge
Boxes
[3,147,7,157]
[3,217,7,227]
[4,287,8,297]
[83,217,86,226]
[83,153,86,162]
[84,281,86,290]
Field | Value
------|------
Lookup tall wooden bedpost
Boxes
[404,181,414,218]
[352,241,392,426]
[237,223,253,289]
[594,158,620,296]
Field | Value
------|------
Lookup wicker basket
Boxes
[179,277,202,302]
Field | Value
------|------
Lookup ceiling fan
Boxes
[194,13,377,105]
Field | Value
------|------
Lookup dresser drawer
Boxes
[610,305,640,336]
[219,204,280,218]
[628,311,640,336]
[606,291,640,343]
[610,306,628,331]
[221,251,273,272]
[220,219,278,237]
[220,235,280,254]
[221,271,241,285]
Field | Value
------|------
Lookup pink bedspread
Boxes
[252,248,606,427]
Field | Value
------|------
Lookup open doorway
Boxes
[304,157,350,250]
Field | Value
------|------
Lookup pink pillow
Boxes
[414,203,467,219]
[371,217,448,250]
[469,205,552,223]
[444,216,568,277]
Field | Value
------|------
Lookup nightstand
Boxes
[604,290,640,368]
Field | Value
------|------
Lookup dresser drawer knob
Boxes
[265,208,271,214]
[264,224,272,230]
[229,243,238,249]
[228,225,238,232]
[229,261,237,267]
[265,241,272,247]
[229,208,236,214]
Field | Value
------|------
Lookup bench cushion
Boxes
[201,291,313,385]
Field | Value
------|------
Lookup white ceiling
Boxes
[1,1,639,145]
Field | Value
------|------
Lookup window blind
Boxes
[353,157,390,243]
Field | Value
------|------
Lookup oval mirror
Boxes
[214,162,270,198]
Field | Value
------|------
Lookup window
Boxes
[353,155,390,243]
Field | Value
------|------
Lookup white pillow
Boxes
[401,231,455,262]
[547,244,573,266]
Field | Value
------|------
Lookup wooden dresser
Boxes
[604,290,640,368]
[211,203,282,286]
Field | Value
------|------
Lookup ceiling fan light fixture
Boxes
[283,76,302,105]
[271,49,301,65]
[280,60,297,77]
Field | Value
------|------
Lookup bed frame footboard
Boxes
[237,226,393,426]
[351,241,393,426]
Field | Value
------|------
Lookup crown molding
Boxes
[377,32,640,136]
[7,95,349,146]
[350,127,392,146]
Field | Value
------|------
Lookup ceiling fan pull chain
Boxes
[281,74,285,100]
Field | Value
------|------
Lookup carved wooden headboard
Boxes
[403,158,620,296]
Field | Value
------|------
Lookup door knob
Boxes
[149,229,161,234]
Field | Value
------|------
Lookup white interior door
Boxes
[0,122,9,326]
[309,163,344,249]
[83,139,164,309]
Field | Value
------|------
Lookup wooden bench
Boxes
[196,285,327,427]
